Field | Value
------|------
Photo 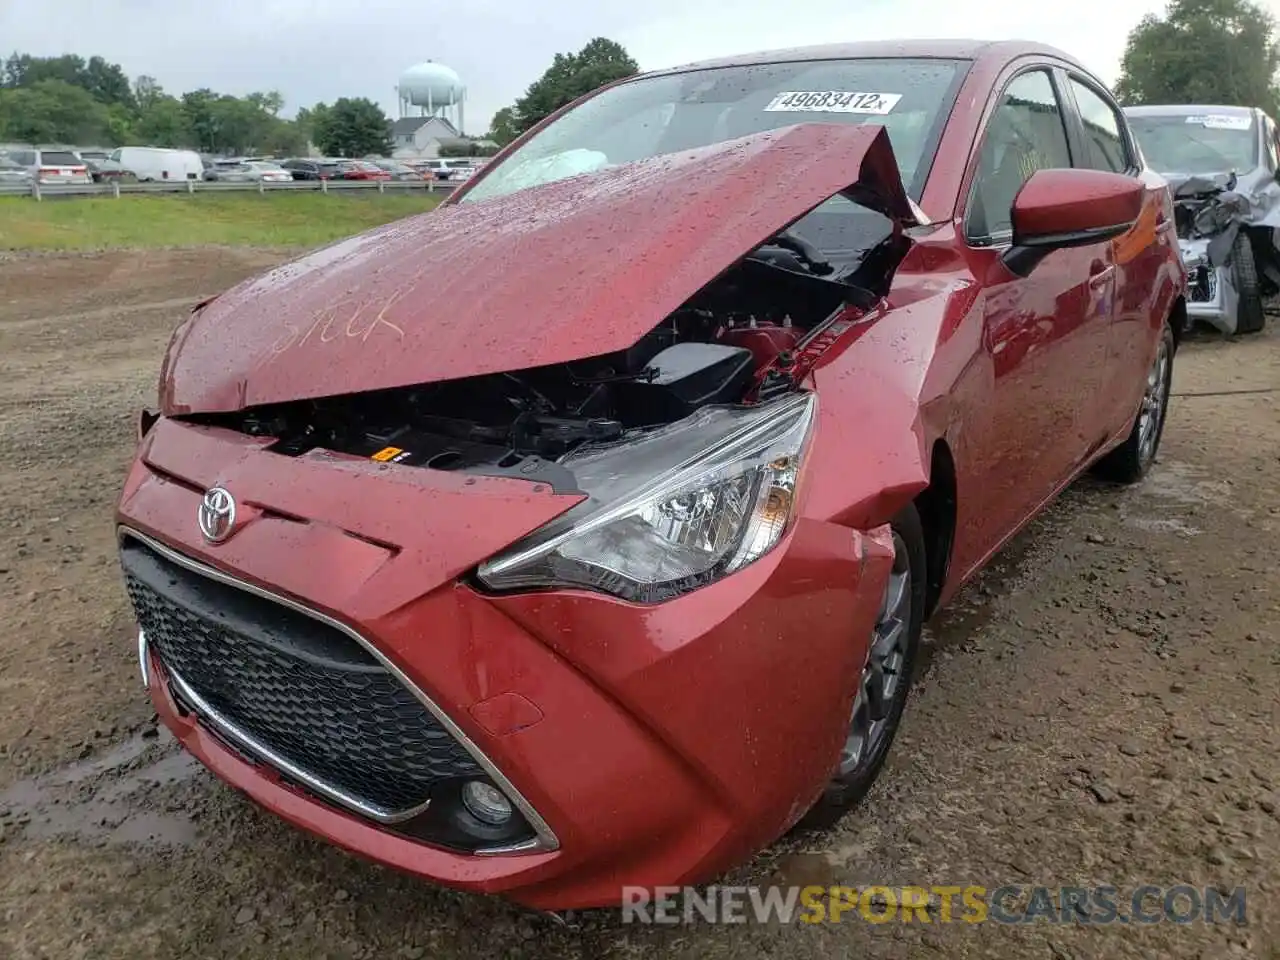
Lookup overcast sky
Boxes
[4,0,1279,136]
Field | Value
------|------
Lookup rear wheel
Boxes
[799,504,926,830]
[1232,231,1266,335]
[1094,321,1174,484]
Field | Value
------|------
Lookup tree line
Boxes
[0,53,399,157]
[484,38,639,146]
[1116,0,1280,116]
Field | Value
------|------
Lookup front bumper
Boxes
[1180,240,1238,333]
[117,420,893,909]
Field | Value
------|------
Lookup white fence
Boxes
[0,178,462,200]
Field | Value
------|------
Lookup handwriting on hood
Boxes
[264,286,408,359]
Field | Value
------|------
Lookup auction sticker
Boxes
[1185,114,1251,130]
[763,91,902,114]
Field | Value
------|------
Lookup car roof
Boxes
[645,38,1088,77]
[1123,104,1256,117]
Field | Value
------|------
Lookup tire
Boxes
[798,503,927,830]
[1093,320,1175,484]
[1232,230,1266,334]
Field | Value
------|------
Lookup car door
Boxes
[958,66,1111,566]
[1061,73,1157,444]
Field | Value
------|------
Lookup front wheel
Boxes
[1232,231,1266,334]
[1093,321,1175,484]
[798,504,927,830]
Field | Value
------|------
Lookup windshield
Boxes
[1128,113,1258,175]
[462,57,966,205]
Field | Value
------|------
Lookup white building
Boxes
[389,116,469,160]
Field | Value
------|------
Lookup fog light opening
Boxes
[461,780,513,826]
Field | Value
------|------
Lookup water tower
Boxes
[397,61,466,134]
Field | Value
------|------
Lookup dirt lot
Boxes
[1,250,1278,960]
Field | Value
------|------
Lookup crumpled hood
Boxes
[161,123,913,414]
[1164,166,1280,225]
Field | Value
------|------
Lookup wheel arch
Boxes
[913,437,957,619]
[1169,294,1187,350]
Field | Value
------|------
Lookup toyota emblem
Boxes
[197,487,236,543]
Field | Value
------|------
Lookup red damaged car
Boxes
[117,39,1184,909]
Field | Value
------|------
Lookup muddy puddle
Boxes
[0,726,203,848]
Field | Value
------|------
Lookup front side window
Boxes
[1069,79,1128,172]
[1127,111,1258,175]
[462,57,968,206]
[967,69,1073,242]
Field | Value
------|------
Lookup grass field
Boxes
[0,191,445,250]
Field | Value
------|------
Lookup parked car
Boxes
[337,160,392,181]
[419,158,473,180]
[281,158,343,181]
[1125,104,1280,335]
[110,147,203,183]
[0,155,32,186]
[205,161,293,183]
[370,159,426,181]
[3,147,92,184]
[84,158,137,183]
[117,38,1183,912]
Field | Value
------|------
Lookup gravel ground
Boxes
[0,250,1277,960]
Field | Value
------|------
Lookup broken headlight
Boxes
[477,392,816,603]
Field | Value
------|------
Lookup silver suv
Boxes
[2,147,92,185]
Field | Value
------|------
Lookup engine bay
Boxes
[183,235,894,488]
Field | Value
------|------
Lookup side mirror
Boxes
[1002,168,1146,277]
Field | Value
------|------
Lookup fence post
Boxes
[259,179,265,195]
[32,179,41,202]
[113,180,120,199]
[378,180,385,194]
[321,178,328,194]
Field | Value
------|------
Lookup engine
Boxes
[184,243,875,485]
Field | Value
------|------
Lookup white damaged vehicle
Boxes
[1125,104,1280,334]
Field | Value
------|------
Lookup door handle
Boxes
[1089,258,1107,276]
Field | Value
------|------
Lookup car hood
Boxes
[161,123,914,414]
[1165,167,1280,224]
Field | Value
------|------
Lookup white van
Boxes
[109,147,203,183]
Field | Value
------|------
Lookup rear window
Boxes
[40,151,81,166]
[7,149,36,165]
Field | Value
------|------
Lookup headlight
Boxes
[477,392,817,603]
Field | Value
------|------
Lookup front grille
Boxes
[120,538,482,818]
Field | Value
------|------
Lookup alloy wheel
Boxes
[1137,335,1171,465]
[839,532,912,777]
